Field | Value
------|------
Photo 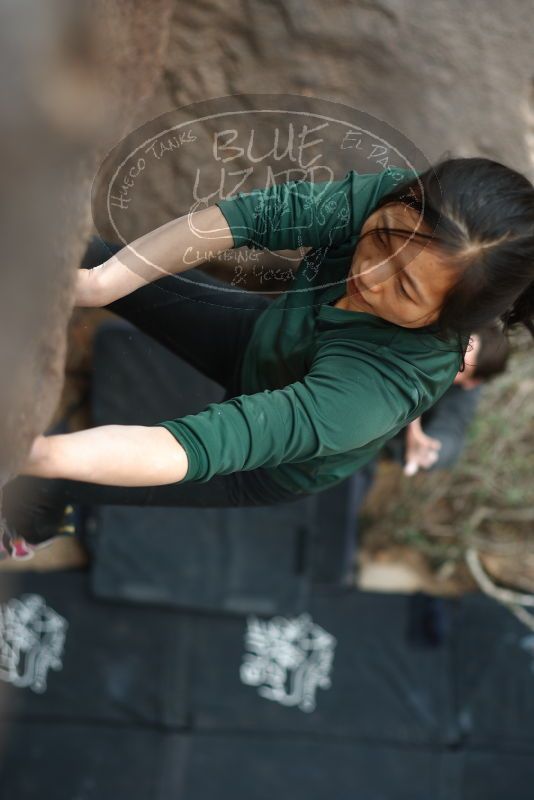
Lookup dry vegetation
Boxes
[360,327,534,595]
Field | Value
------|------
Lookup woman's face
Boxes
[347,203,458,328]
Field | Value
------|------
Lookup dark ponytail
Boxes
[471,321,510,381]
[500,281,534,337]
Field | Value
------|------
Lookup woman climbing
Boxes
[2,155,534,555]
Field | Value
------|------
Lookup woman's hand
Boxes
[74,267,107,307]
[403,418,442,476]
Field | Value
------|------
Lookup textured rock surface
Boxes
[155,0,534,176]
[0,0,172,480]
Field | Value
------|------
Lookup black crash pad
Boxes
[88,321,356,614]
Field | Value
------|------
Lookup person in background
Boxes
[389,320,510,474]
[341,321,510,582]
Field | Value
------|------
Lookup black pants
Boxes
[6,236,304,511]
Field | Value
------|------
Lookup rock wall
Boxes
[0,0,172,480]
[158,0,533,175]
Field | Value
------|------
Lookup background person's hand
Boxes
[403,418,442,476]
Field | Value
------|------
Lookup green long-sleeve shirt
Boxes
[156,168,469,497]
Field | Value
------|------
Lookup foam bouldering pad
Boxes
[0,571,189,728]
[88,321,357,615]
[451,591,534,749]
[0,721,188,800]
[187,588,456,744]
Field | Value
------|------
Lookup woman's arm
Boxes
[153,342,416,484]
[77,205,235,307]
[79,172,358,307]
[21,342,415,489]
[22,426,188,486]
